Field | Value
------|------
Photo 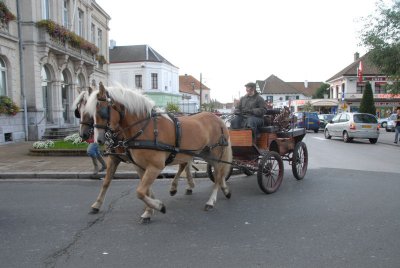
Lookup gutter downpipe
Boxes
[16,0,28,141]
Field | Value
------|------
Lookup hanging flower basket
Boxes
[0,96,20,116]
[96,55,107,65]
[0,2,16,24]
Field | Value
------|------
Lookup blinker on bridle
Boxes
[94,92,125,130]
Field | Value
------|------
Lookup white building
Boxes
[108,44,180,108]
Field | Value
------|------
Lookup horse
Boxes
[72,87,196,215]
[85,83,233,224]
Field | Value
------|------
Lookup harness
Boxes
[94,94,229,166]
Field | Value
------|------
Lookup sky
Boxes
[95,0,384,103]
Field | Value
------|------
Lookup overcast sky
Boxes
[95,0,385,103]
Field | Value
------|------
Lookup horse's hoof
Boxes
[160,205,166,214]
[204,204,214,211]
[170,190,177,196]
[185,189,193,195]
[225,192,231,199]
[90,208,99,214]
[139,217,151,224]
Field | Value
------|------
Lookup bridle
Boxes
[93,92,153,148]
[74,101,94,129]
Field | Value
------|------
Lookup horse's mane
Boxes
[72,91,89,109]
[85,85,156,117]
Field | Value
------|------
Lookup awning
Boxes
[310,100,339,107]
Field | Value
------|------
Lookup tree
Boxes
[359,81,376,115]
[360,0,400,93]
[303,101,314,112]
[313,83,330,99]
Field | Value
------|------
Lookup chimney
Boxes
[354,52,360,61]
[110,39,116,49]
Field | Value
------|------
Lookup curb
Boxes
[0,171,210,180]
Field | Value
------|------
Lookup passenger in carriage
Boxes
[231,82,266,140]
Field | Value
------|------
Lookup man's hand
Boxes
[242,108,253,115]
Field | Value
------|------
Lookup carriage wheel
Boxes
[291,141,308,180]
[257,151,284,194]
[207,164,232,182]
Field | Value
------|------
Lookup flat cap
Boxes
[245,82,256,89]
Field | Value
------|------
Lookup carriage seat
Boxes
[259,126,278,133]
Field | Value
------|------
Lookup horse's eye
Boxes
[74,109,81,118]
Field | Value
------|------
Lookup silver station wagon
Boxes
[324,112,380,144]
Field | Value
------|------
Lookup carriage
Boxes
[77,84,308,223]
[207,109,308,194]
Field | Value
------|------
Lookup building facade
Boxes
[257,74,324,112]
[108,44,180,109]
[0,0,110,144]
[326,52,400,117]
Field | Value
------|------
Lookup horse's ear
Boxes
[98,82,106,99]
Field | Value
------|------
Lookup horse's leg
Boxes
[169,162,187,196]
[169,162,195,196]
[136,166,165,223]
[90,156,120,213]
[184,163,195,195]
[139,187,155,224]
[204,161,232,211]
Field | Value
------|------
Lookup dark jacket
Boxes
[236,93,266,117]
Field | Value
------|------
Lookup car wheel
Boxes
[314,129,319,133]
[324,129,331,139]
[369,138,378,144]
[386,128,390,132]
[381,122,387,128]
[343,131,351,143]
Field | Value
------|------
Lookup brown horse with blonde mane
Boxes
[85,83,233,223]
[73,87,196,216]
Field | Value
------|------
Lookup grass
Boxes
[50,140,88,150]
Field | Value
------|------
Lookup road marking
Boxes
[313,137,326,140]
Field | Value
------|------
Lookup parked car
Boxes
[378,115,390,128]
[318,114,334,130]
[324,112,379,144]
[294,112,320,133]
[385,113,397,132]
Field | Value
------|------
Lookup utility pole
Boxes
[199,73,203,111]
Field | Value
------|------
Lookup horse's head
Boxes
[73,89,94,140]
[90,83,125,145]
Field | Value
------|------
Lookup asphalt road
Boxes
[1,131,400,268]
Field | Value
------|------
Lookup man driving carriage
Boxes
[230,82,265,140]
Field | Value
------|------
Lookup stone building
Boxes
[0,0,110,144]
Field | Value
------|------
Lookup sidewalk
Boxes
[0,141,208,179]
[0,129,397,179]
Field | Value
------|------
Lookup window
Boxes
[339,114,349,123]
[266,96,273,102]
[0,58,7,96]
[356,82,365,94]
[205,93,209,102]
[97,29,103,54]
[285,96,290,101]
[135,75,142,89]
[77,9,84,36]
[42,0,50,20]
[63,0,69,28]
[375,82,386,94]
[91,24,95,44]
[296,96,299,100]
[151,73,158,89]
